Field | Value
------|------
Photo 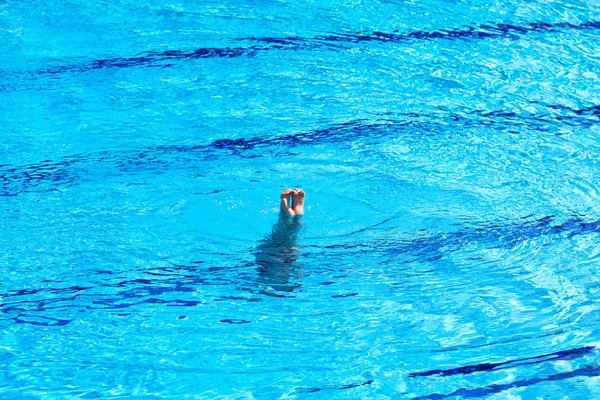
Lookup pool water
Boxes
[2,0,600,398]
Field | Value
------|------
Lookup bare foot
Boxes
[280,189,295,216]
[291,188,305,216]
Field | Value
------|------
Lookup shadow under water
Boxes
[254,214,304,297]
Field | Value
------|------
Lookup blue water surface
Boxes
[2,0,600,398]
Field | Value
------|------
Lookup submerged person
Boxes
[254,188,306,296]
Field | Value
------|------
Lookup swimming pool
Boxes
[2,0,600,397]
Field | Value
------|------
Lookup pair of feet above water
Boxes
[280,188,305,216]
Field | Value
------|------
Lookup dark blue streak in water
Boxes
[323,215,600,261]
[409,346,595,377]
[39,47,255,75]
[0,260,262,326]
[13,315,71,327]
[4,20,598,78]
[220,319,251,324]
[331,293,358,298]
[422,215,594,249]
[339,379,374,390]
[1,216,599,327]
[544,103,600,117]
[298,379,374,394]
[413,364,600,400]
[471,106,600,127]
[246,21,600,46]
[2,104,598,197]
[0,119,391,196]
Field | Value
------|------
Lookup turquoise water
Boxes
[2,0,600,398]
